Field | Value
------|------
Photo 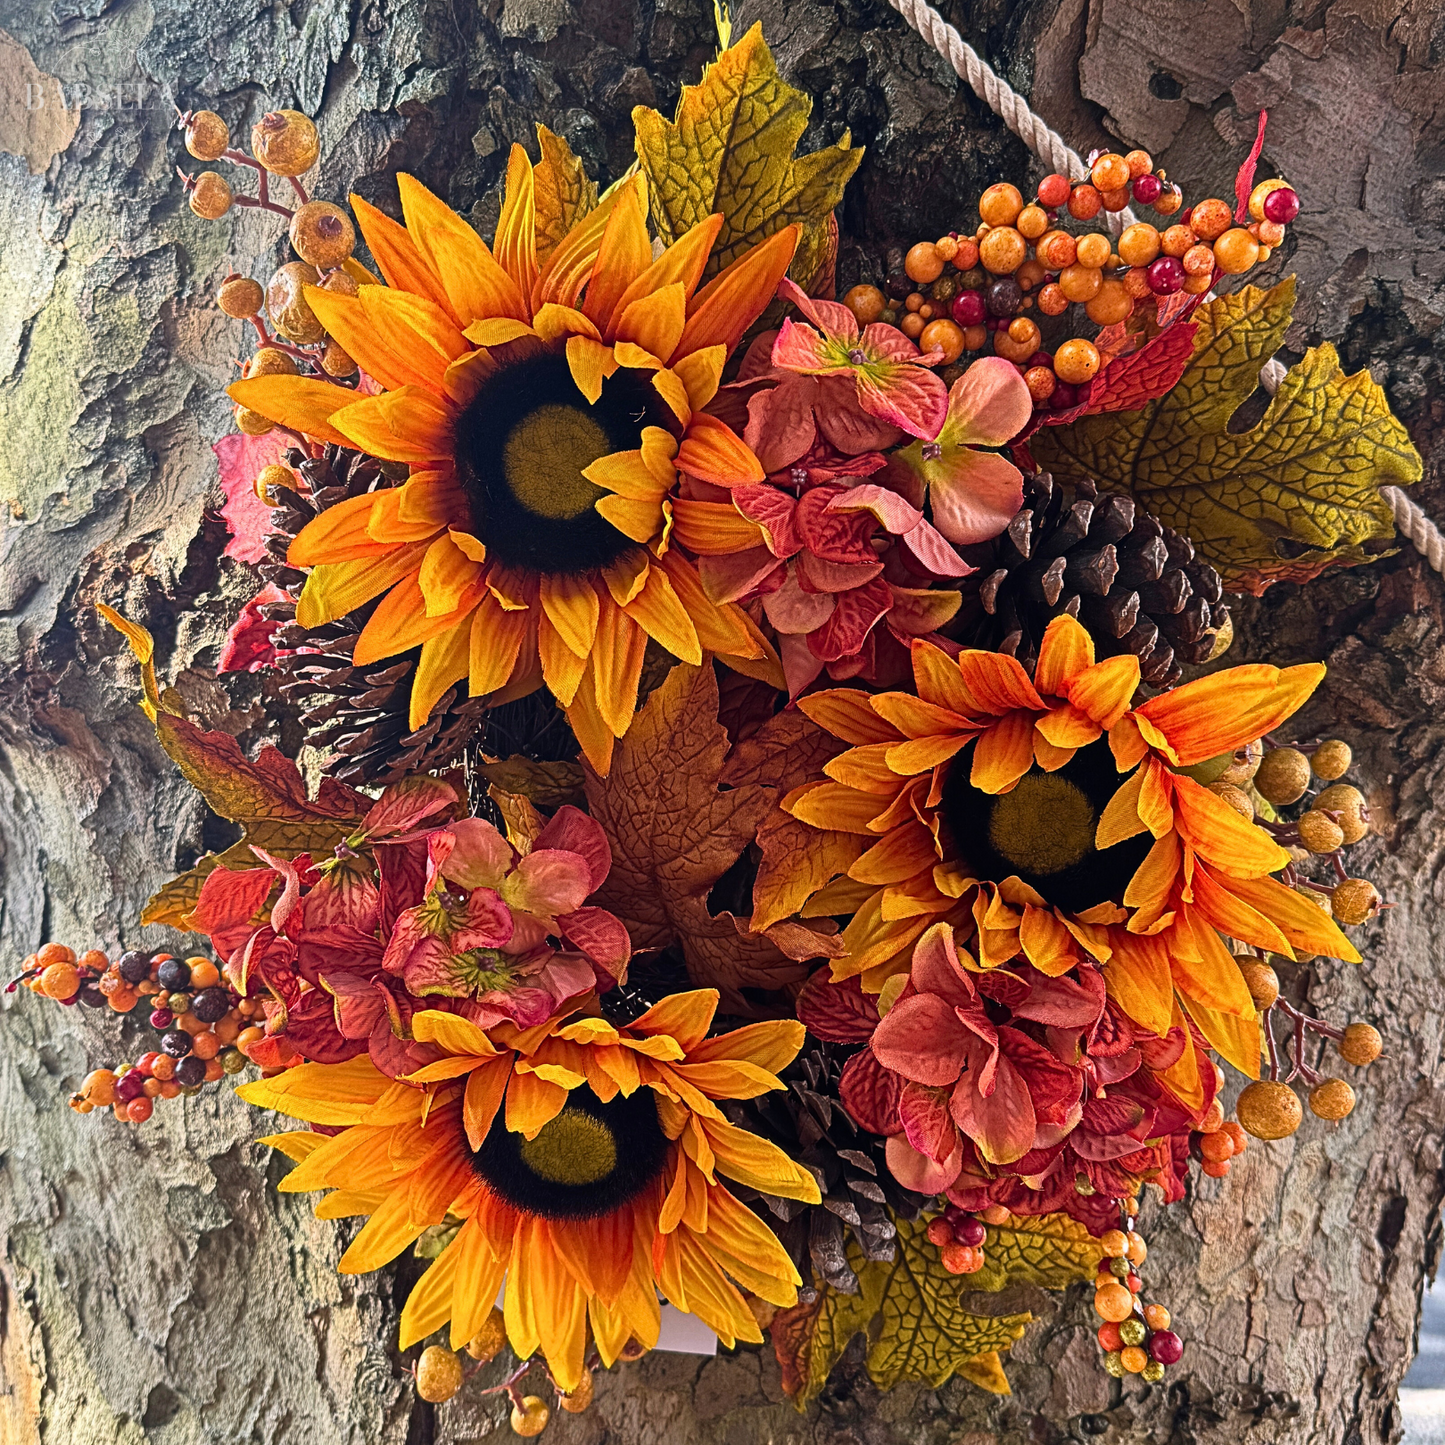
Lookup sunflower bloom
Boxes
[768,614,1359,1082]
[240,990,819,1385]
[229,145,798,773]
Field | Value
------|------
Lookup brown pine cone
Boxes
[256,446,492,787]
[949,472,1231,688]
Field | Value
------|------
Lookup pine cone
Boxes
[257,446,491,787]
[951,473,1231,688]
[723,1040,924,1295]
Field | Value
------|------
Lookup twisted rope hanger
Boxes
[883,0,1440,577]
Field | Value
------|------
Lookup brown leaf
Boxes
[476,754,586,809]
[583,663,814,1007]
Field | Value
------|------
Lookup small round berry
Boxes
[108,988,139,1013]
[1102,1350,1125,1378]
[926,1217,955,1247]
[1126,1232,1147,1266]
[1146,256,1184,294]
[950,290,986,327]
[1075,232,1112,269]
[978,183,1024,227]
[1332,877,1381,926]
[1025,365,1057,403]
[1086,277,1133,326]
[1218,740,1264,785]
[1068,184,1102,220]
[1100,1228,1128,1258]
[1118,1317,1146,1347]
[1130,173,1163,206]
[951,238,980,271]
[899,312,924,340]
[1208,781,1254,820]
[1189,198,1234,241]
[844,284,886,326]
[1236,1080,1303,1140]
[184,111,230,161]
[1097,1320,1123,1351]
[1058,264,1102,303]
[1202,1157,1231,1178]
[956,1217,986,1248]
[1161,224,1196,258]
[1254,746,1311,805]
[318,269,360,296]
[1237,957,1280,1009]
[1143,1303,1171,1331]
[1310,739,1352,781]
[1036,230,1077,269]
[1339,1022,1383,1067]
[175,1055,207,1088]
[1091,154,1130,191]
[1037,282,1068,317]
[188,172,233,220]
[560,1368,594,1413]
[415,1344,463,1403]
[191,1032,221,1062]
[1120,1344,1149,1374]
[934,236,960,263]
[1298,810,1345,855]
[1099,185,1131,213]
[1108,1255,1131,1280]
[1309,1078,1356,1120]
[320,339,358,378]
[941,1242,979,1274]
[1199,1130,1235,1163]
[1263,187,1299,224]
[39,962,80,999]
[161,1029,193,1059]
[1094,1283,1134,1322]
[980,1204,1011,1226]
[1117,222,1161,268]
[157,958,191,993]
[126,1096,154,1124]
[1199,1098,1225,1134]
[510,1395,550,1437]
[984,277,1023,317]
[1148,184,1180,220]
[166,994,192,1017]
[1016,203,1049,240]
[1213,228,1261,274]
[904,241,944,284]
[149,1008,174,1030]
[1054,338,1101,386]
[251,110,320,176]
[979,226,1027,275]
[1037,173,1071,208]
[84,1069,118,1106]
[1142,1359,1166,1383]
[1180,242,1215,277]
[117,950,151,984]
[220,1047,248,1075]
[217,275,264,319]
[289,200,356,269]
[192,987,231,1023]
[1223,1122,1248,1153]
[266,262,325,343]
[1123,149,1153,178]
[1149,1329,1183,1365]
[466,1306,507,1361]
[245,347,298,378]
[1314,784,1370,843]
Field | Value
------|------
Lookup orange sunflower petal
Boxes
[1066,653,1142,728]
[294,545,430,630]
[331,386,454,466]
[955,650,1047,715]
[494,144,539,295]
[614,282,688,364]
[419,534,484,616]
[970,710,1037,794]
[798,689,906,745]
[412,612,474,728]
[469,589,530,696]
[448,1217,509,1350]
[677,224,799,360]
[672,344,727,411]
[655,551,760,657]
[591,596,648,737]
[565,335,618,405]
[675,413,765,486]
[228,374,354,448]
[1171,776,1290,876]
[613,213,723,319]
[910,640,979,716]
[584,183,652,334]
[399,1240,461,1347]
[1034,615,1094,695]
[620,563,703,664]
[1102,929,1175,1036]
[1134,663,1326,767]
[534,179,633,312]
[355,567,487,667]
[288,491,395,565]
[563,665,615,774]
[349,193,459,324]
[539,572,601,659]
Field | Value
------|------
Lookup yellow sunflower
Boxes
[240,990,819,1387]
[768,614,1359,1086]
[229,144,797,772]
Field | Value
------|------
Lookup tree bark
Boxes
[0,0,1440,1442]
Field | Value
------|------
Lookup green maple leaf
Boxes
[632,22,863,287]
[1030,279,1422,595]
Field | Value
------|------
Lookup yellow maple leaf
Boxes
[968,1211,1105,1293]
[1030,279,1423,595]
[532,124,597,265]
[632,22,863,287]
[776,1213,1030,1407]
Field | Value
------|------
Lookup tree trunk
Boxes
[0,0,1439,1441]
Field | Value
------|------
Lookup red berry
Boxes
[1149,1329,1183,1365]
[1131,173,1162,205]
[126,1096,154,1123]
[926,1218,955,1247]
[950,290,986,327]
[1049,381,1079,411]
[940,1243,975,1274]
[1037,173,1071,208]
[1097,1321,1123,1351]
[1263,187,1299,224]
[150,1008,174,1030]
[957,1218,986,1247]
[1146,256,1184,294]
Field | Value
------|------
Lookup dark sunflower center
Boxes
[468,1081,669,1219]
[941,734,1155,913]
[453,352,669,574]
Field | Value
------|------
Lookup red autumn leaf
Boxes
[1234,110,1269,222]
[218,582,290,674]
[796,969,879,1043]
[839,1047,901,1135]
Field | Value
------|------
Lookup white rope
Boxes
[883,0,1136,236]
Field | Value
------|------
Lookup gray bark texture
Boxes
[0,0,1440,1441]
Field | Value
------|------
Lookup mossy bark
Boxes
[0,0,1441,1441]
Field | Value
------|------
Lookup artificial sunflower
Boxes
[229,143,797,773]
[240,990,820,1386]
[766,614,1360,1079]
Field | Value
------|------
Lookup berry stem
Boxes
[287,176,311,206]
[1262,1003,1282,1082]
[233,194,295,220]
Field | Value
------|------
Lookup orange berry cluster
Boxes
[1192,1098,1250,1178]
[13,944,261,1124]
[844,155,1298,413]
[925,1202,1009,1274]
[1092,1206,1180,1380]
[174,109,366,445]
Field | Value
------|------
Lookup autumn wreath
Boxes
[18,13,1419,1427]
